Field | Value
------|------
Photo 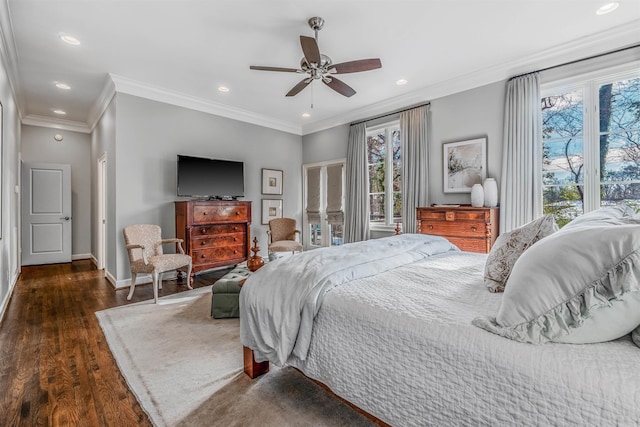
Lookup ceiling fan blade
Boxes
[250,65,299,72]
[331,58,382,74]
[323,76,356,97]
[286,79,311,97]
[300,36,321,65]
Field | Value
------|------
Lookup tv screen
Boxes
[177,155,244,199]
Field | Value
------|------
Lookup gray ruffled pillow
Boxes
[483,215,558,293]
[474,214,640,344]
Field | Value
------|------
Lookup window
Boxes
[303,160,345,249]
[541,66,640,227]
[367,122,401,227]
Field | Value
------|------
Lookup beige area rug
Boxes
[96,287,375,427]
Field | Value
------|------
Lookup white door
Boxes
[21,162,72,265]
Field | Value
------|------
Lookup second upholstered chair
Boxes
[267,218,303,254]
[123,224,193,303]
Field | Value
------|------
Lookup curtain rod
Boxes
[509,43,640,81]
[350,102,430,126]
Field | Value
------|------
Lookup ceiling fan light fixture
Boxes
[55,82,71,90]
[218,86,230,92]
[302,112,311,118]
[396,79,408,85]
[53,109,66,115]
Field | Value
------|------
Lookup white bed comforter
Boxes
[240,234,458,365]
[289,251,640,426]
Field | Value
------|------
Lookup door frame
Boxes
[97,153,107,270]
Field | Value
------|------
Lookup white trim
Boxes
[0,0,25,119]
[21,115,91,133]
[105,270,118,288]
[97,153,107,270]
[109,74,302,135]
[88,76,116,132]
[71,253,92,261]
[112,271,179,290]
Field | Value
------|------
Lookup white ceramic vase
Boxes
[470,184,484,207]
[483,178,498,207]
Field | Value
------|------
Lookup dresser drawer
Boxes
[421,220,487,238]
[191,233,245,249]
[418,209,488,222]
[192,204,250,224]
[191,224,246,236]
[192,245,246,265]
[446,236,489,253]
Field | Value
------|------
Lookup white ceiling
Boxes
[1,0,639,135]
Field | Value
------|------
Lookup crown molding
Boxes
[0,0,25,119]
[302,19,640,135]
[22,114,91,133]
[109,74,303,135]
[87,75,116,132]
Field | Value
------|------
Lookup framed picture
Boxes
[262,168,283,195]
[262,199,283,224]
[443,137,487,193]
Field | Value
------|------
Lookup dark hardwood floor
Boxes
[0,260,230,426]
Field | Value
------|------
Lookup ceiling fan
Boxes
[250,17,382,98]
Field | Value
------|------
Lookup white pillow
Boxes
[473,215,640,344]
[483,215,558,293]
[632,326,640,348]
[562,204,635,230]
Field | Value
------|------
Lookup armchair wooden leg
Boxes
[186,263,193,290]
[127,272,137,300]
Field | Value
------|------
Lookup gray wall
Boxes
[301,79,507,207]
[108,93,302,283]
[0,46,22,320]
[21,125,92,258]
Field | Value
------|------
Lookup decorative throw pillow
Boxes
[483,215,558,293]
[473,215,640,344]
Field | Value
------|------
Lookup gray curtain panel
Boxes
[326,163,344,225]
[345,123,370,243]
[400,105,430,233]
[500,73,543,233]
[306,166,321,224]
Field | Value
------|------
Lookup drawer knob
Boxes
[233,250,238,254]
[200,254,206,258]
[233,226,238,231]
[200,228,207,234]
[471,226,477,232]
[201,241,206,245]
[203,211,207,215]
[428,225,433,230]
[234,237,238,242]
[235,211,240,215]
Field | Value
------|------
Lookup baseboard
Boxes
[72,253,92,261]
[0,268,20,327]
[89,255,98,267]
[112,271,178,290]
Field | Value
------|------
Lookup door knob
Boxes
[60,216,70,220]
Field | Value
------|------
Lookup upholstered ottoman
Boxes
[211,264,252,319]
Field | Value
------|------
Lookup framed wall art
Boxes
[443,137,487,193]
[262,199,283,224]
[262,168,283,195]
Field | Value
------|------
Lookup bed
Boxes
[239,231,640,426]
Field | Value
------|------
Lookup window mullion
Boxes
[385,128,393,226]
[584,80,600,212]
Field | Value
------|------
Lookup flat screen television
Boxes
[177,155,244,199]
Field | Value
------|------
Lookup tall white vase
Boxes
[483,178,498,207]
[471,184,484,207]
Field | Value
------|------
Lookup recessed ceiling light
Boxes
[54,134,64,142]
[596,2,619,14]
[55,82,71,90]
[396,79,408,86]
[218,86,230,92]
[59,34,81,45]
[53,109,66,115]
[302,112,311,118]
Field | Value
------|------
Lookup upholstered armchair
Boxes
[123,224,193,303]
[267,218,303,254]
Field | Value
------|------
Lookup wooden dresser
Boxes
[416,205,499,253]
[175,200,252,278]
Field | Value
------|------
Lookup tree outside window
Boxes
[542,72,640,227]
[367,123,401,226]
